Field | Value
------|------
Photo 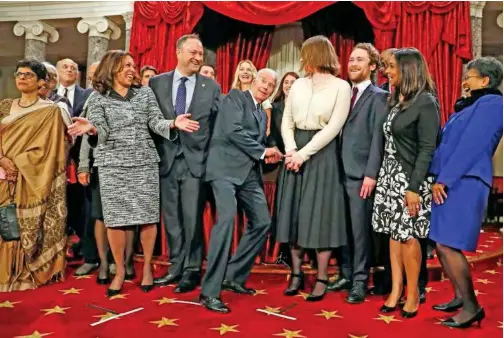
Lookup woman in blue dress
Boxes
[429,56,503,328]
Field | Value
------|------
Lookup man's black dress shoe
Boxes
[199,295,230,313]
[327,277,352,292]
[222,280,255,295]
[441,307,485,328]
[153,273,181,286]
[432,298,463,312]
[174,276,200,293]
[346,281,366,304]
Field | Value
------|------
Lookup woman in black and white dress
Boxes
[372,48,439,318]
[68,50,199,296]
[275,36,351,301]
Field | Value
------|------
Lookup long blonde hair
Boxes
[231,60,257,90]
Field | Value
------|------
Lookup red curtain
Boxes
[330,34,356,81]
[216,31,274,94]
[129,1,205,72]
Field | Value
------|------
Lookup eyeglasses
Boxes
[462,75,481,81]
[14,71,36,79]
[47,73,57,80]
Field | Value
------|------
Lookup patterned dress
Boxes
[372,105,433,242]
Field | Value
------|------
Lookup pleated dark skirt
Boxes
[275,129,347,249]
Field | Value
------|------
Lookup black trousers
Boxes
[161,156,205,277]
[201,168,271,298]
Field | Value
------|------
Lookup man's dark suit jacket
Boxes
[341,84,388,180]
[149,71,221,178]
[205,89,270,186]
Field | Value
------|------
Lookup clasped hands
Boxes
[0,157,18,182]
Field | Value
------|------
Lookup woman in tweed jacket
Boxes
[68,50,199,296]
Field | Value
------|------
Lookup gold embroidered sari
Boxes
[0,99,67,291]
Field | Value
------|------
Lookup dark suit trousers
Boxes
[67,183,86,238]
[161,156,204,277]
[81,183,98,263]
[201,168,271,298]
[339,179,373,283]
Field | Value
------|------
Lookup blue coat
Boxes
[429,94,503,251]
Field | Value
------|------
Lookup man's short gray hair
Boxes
[467,56,503,89]
[257,68,277,83]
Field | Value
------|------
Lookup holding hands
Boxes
[264,147,283,164]
[285,150,304,173]
[404,190,421,217]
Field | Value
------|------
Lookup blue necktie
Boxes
[175,77,188,115]
[256,103,267,140]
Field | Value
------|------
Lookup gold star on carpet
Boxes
[476,279,493,284]
[273,329,305,338]
[41,305,70,315]
[474,290,486,296]
[476,250,484,254]
[59,288,82,295]
[424,287,438,293]
[295,292,309,300]
[498,321,502,329]
[153,297,177,305]
[479,244,490,248]
[329,275,338,282]
[109,293,129,300]
[0,300,21,308]
[373,314,402,324]
[14,331,52,338]
[348,335,368,338]
[93,312,117,321]
[74,275,92,280]
[435,318,453,329]
[150,317,178,328]
[484,270,500,275]
[263,306,281,313]
[210,324,239,335]
[315,310,343,320]
[253,289,267,296]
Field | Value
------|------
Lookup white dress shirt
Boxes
[351,79,372,107]
[57,83,76,107]
[248,90,267,159]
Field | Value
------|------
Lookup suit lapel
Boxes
[347,85,374,122]
[244,91,261,126]
[74,86,83,108]
[159,72,175,118]
[187,74,205,115]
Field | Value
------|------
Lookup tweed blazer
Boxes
[87,86,172,168]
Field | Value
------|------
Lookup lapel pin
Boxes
[202,84,205,87]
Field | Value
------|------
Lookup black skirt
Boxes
[275,129,347,249]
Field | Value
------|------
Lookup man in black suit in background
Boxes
[329,43,388,304]
[199,69,282,313]
[150,34,221,293]
[55,58,93,267]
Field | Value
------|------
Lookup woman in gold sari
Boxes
[0,59,69,291]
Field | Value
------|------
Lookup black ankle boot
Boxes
[284,272,305,296]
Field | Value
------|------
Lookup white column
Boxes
[13,21,59,61]
[77,17,122,70]
[470,1,486,58]
[122,12,133,52]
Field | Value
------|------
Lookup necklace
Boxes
[18,98,39,108]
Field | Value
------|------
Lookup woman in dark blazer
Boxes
[372,48,439,318]
[429,57,503,328]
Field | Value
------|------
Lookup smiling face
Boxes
[141,69,156,86]
[238,61,255,87]
[114,55,136,88]
[385,55,400,87]
[462,68,489,95]
[199,65,215,80]
[282,74,297,97]
[176,38,204,75]
[348,48,375,84]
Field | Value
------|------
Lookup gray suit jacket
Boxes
[341,84,388,180]
[149,71,221,178]
[205,89,268,185]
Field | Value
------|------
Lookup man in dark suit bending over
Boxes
[329,43,388,304]
[150,34,221,293]
[199,69,282,313]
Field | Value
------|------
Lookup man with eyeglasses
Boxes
[41,62,72,115]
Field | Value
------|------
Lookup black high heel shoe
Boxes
[284,272,305,296]
[97,274,111,285]
[432,298,463,312]
[106,276,124,297]
[306,278,328,302]
[401,307,418,319]
[442,308,485,329]
[380,288,403,313]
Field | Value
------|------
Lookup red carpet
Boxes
[1,235,503,338]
